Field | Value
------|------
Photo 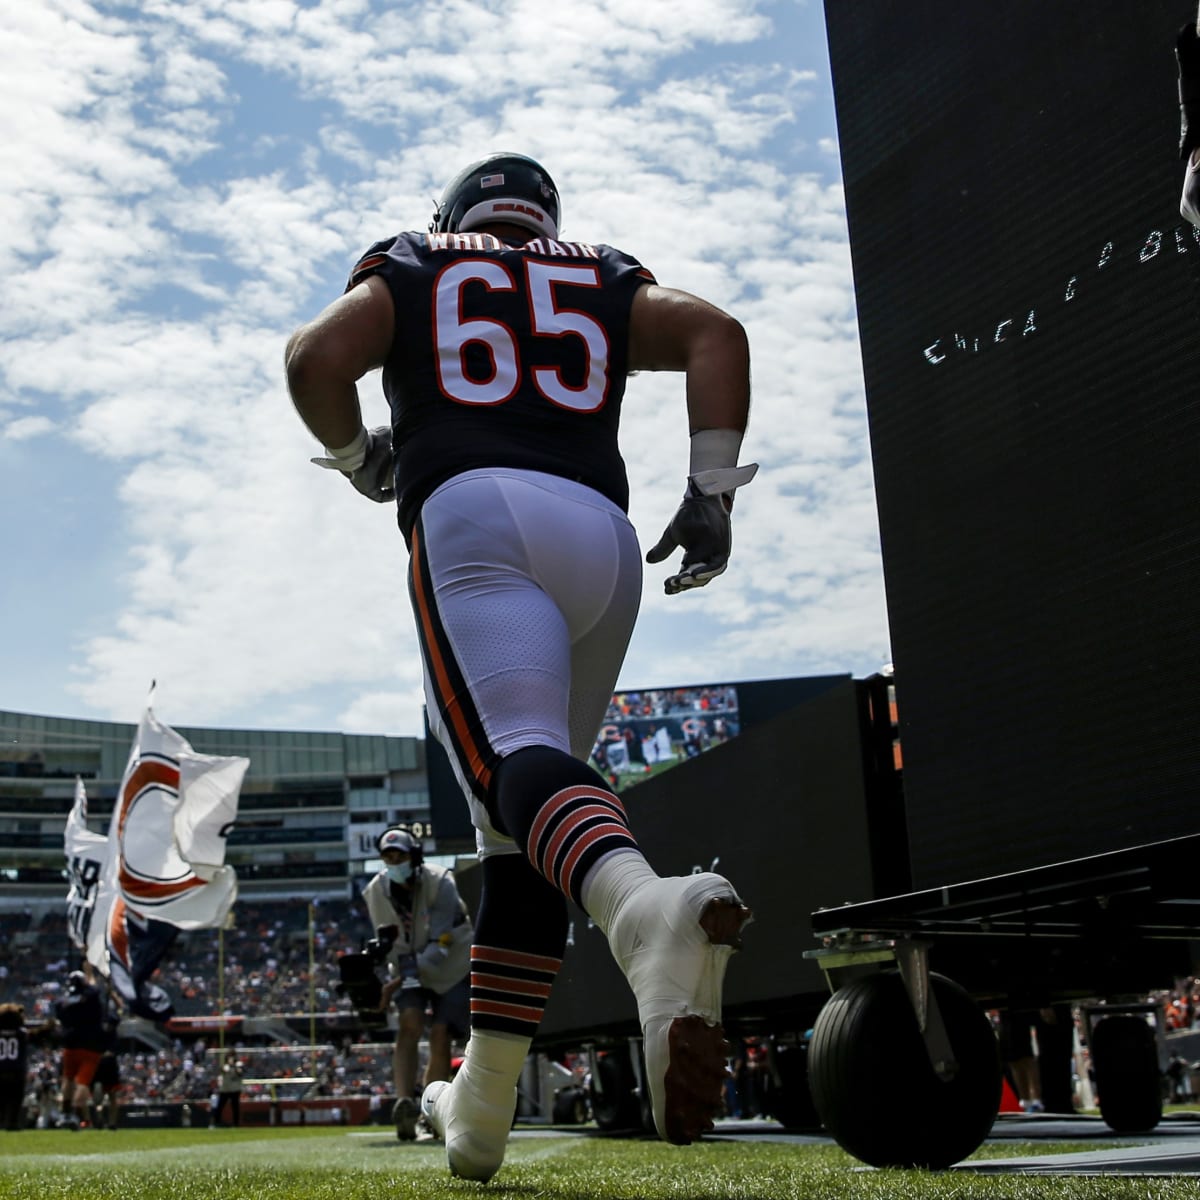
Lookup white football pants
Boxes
[408,468,642,857]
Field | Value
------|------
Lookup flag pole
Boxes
[218,923,225,1054]
[308,902,316,1051]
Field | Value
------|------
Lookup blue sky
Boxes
[0,0,891,737]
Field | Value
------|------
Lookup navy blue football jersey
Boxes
[346,231,656,537]
[54,986,107,1051]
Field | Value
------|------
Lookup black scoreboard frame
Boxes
[825,0,1200,889]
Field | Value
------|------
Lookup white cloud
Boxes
[156,43,229,109]
[0,0,889,733]
[337,688,429,737]
[3,415,56,441]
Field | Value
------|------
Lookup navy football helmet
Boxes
[430,152,561,239]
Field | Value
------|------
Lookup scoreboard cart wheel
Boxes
[808,969,1001,1169]
[1091,1015,1162,1134]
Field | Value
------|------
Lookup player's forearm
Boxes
[684,318,751,437]
[292,382,365,453]
[285,330,366,451]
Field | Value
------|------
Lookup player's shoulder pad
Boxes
[595,243,658,287]
[345,235,405,293]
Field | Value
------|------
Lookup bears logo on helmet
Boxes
[430,152,561,240]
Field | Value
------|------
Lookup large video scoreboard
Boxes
[426,674,848,847]
[825,2,1200,887]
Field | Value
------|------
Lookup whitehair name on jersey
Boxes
[425,232,599,258]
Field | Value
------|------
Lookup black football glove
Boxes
[1178,22,1200,159]
[646,464,758,595]
[311,425,395,503]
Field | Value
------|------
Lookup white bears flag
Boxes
[64,706,249,1019]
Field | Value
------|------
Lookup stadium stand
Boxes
[3,898,428,1126]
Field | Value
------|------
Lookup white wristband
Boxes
[689,428,744,475]
[691,464,759,496]
[312,425,368,473]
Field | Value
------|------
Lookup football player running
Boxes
[286,152,756,1181]
[1178,5,1200,225]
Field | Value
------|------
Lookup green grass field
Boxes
[1,1126,1198,1200]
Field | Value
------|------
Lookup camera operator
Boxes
[363,827,471,1140]
[1178,7,1200,225]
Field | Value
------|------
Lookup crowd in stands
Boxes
[19,1037,401,1127]
[0,900,374,1020]
[1157,977,1200,1032]
[1,897,417,1120]
[160,898,374,1018]
[4,899,1199,1125]
[602,686,739,724]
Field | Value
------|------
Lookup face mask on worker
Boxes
[387,861,413,884]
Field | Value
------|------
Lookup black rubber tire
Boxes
[762,1043,822,1131]
[808,970,1002,1169]
[1091,1016,1162,1134]
[589,1050,641,1132]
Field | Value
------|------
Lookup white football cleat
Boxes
[608,872,751,1144]
[420,1075,516,1182]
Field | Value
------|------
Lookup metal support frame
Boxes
[584,1043,603,1098]
[894,939,958,1082]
